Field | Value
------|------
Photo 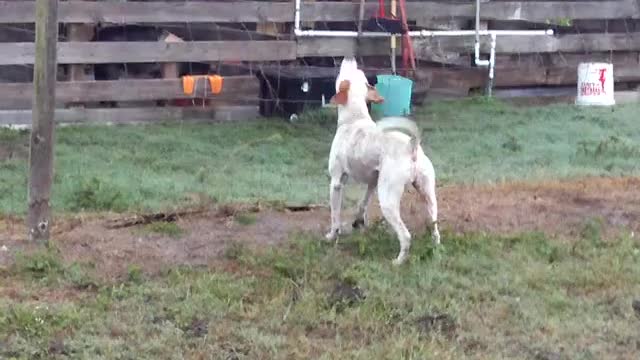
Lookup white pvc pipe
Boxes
[292,0,554,97]
[489,34,497,80]
[418,29,554,37]
[476,0,481,49]
[487,34,497,97]
[295,30,396,37]
[294,0,301,32]
[475,41,490,66]
[391,0,397,75]
[294,28,553,38]
[475,0,487,67]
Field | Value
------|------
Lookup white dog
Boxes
[326,57,440,265]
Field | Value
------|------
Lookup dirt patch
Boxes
[0,277,92,304]
[186,317,209,338]
[532,350,563,360]
[48,339,68,357]
[414,313,457,339]
[431,176,640,238]
[1,177,639,280]
[632,299,640,319]
[327,280,366,311]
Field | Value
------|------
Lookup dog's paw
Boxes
[392,253,408,266]
[352,218,365,229]
[432,232,441,246]
[324,230,339,242]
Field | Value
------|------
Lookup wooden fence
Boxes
[0,0,639,124]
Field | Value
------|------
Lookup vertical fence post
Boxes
[66,0,94,108]
[28,0,59,244]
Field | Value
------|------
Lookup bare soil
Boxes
[1,177,639,280]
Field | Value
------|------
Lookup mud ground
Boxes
[1,177,638,279]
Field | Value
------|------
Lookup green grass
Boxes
[419,98,640,183]
[2,226,639,359]
[2,101,639,358]
[1,99,639,215]
[12,246,97,290]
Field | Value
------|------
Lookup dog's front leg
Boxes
[326,173,348,241]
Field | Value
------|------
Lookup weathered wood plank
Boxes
[0,76,259,104]
[414,33,640,56]
[0,41,296,65]
[491,52,640,72]
[65,0,93,82]
[416,63,640,91]
[543,52,640,68]
[409,0,638,23]
[0,1,635,24]
[260,0,632,23]
[298,33,640,58]
[0,106,260,126]
[413,33,640,56]
[297,38,385,58]
[1,37,638,68]
[0,1,294,24]
[500,33,640,54]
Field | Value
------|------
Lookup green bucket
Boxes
[371,74,413,117]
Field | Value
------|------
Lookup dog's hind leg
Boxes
[413,155,441,245]
[378,170,412,265]
[353,178,377,229]
[326,173,348,242]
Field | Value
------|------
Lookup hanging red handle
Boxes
[378,0,386,18]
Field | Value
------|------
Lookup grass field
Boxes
[1,225,639,359]
[1,99,639,215]
[1,99,640,359]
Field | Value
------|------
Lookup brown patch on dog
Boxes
[330,80,350,105]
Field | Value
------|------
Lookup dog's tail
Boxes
[377,116,421,159]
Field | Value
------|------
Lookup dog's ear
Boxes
[366,84,384,104]
[330,80,350,105]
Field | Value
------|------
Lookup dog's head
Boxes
[330,58,384,107]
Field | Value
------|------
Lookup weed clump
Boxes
[67,177,127,212]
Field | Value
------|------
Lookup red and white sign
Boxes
[576,63,615,106]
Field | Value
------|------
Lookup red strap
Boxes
[378,0,385,17]
[398,0,416,73]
